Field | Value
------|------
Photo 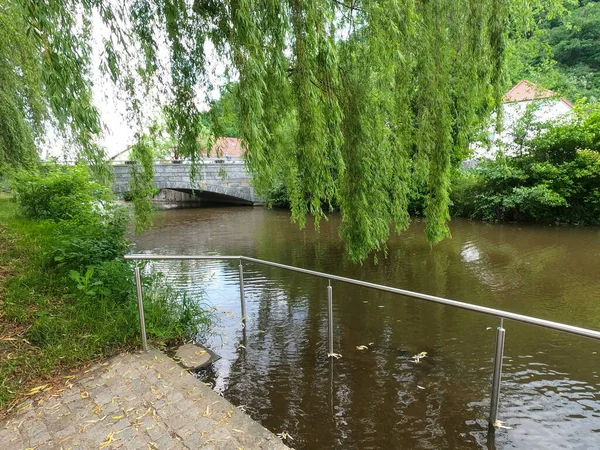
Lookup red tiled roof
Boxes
[209,137,245,158]
[503,80,573,108]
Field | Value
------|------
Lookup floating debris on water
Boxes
[494,420,513,430]
[276,431,294,441]
[411,351,428,363]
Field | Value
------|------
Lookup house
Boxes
[109,137,245,164]
[471,80,574,160]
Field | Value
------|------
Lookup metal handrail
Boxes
[125,253,600,429]
[125,254,600,341]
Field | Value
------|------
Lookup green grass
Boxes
[0,194,210,413]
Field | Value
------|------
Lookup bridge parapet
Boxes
[112,162,262,205]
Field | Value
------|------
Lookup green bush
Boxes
[529,105,600,164]
[11,165,112,221]
[52,213,129,271]
[266,182,291,208]
[452,149,600,224]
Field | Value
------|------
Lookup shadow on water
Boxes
[135,207,600,449]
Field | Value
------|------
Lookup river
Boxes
[134,206,600,449]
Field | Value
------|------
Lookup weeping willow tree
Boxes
[0,1,46,171]
[3,0,568,260]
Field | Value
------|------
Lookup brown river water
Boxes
[134,206,600,449]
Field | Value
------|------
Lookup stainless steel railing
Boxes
[125,253,600,428]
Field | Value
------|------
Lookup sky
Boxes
[42,10,227,160]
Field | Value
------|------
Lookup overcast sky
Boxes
[42,11,227,160]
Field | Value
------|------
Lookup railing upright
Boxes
[134,266,149,352]
[489,318,506,427]
[327,280,333,355]
[239,260,246,323]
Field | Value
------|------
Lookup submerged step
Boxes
[174,343,219,370]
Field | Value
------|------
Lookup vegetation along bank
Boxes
[0,165,211,414]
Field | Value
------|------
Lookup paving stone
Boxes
[0,349,288,450]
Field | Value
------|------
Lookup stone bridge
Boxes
[112,161,263,205]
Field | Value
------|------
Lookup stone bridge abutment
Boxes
[112,162,263,205]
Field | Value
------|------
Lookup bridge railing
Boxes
[124,253,600,429]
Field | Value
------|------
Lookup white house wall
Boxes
[472,99,574,160]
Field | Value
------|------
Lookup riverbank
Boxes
[0,170,211,416]
[0,348,290,449]
[0,195,103,414]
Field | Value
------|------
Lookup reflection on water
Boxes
[135,207,600,449]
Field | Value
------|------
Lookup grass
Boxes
[0,193,210,415]
[0,195,95,413]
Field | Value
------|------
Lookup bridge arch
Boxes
[112,162,263,205]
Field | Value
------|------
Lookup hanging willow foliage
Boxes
[224,0,516,260]
[5,0,570,259]
[219,0,569,260]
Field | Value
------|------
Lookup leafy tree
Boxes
[2,0,570,260]
[0,1,45,171]
[201,83,242,138]
[508,0,600,100]
[548,1,600,99]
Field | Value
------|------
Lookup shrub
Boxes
[453,149,600,224]
[528,104,600,164]
[11,165,112,221]
[266,182,291,208]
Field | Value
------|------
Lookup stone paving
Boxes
[0,349,289,450]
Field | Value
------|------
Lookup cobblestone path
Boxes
[0,349,289,450]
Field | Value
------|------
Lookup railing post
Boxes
[239,261,246,322]
[134,266,149,352]
[489,318,505,427]
[328,280,333,355]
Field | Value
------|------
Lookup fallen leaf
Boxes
[494,420,513,430]
[25,385,48,396]
[17,401,32,411]
[99,431,115,448]
[411,352,428,363]
[276,431,294,441]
